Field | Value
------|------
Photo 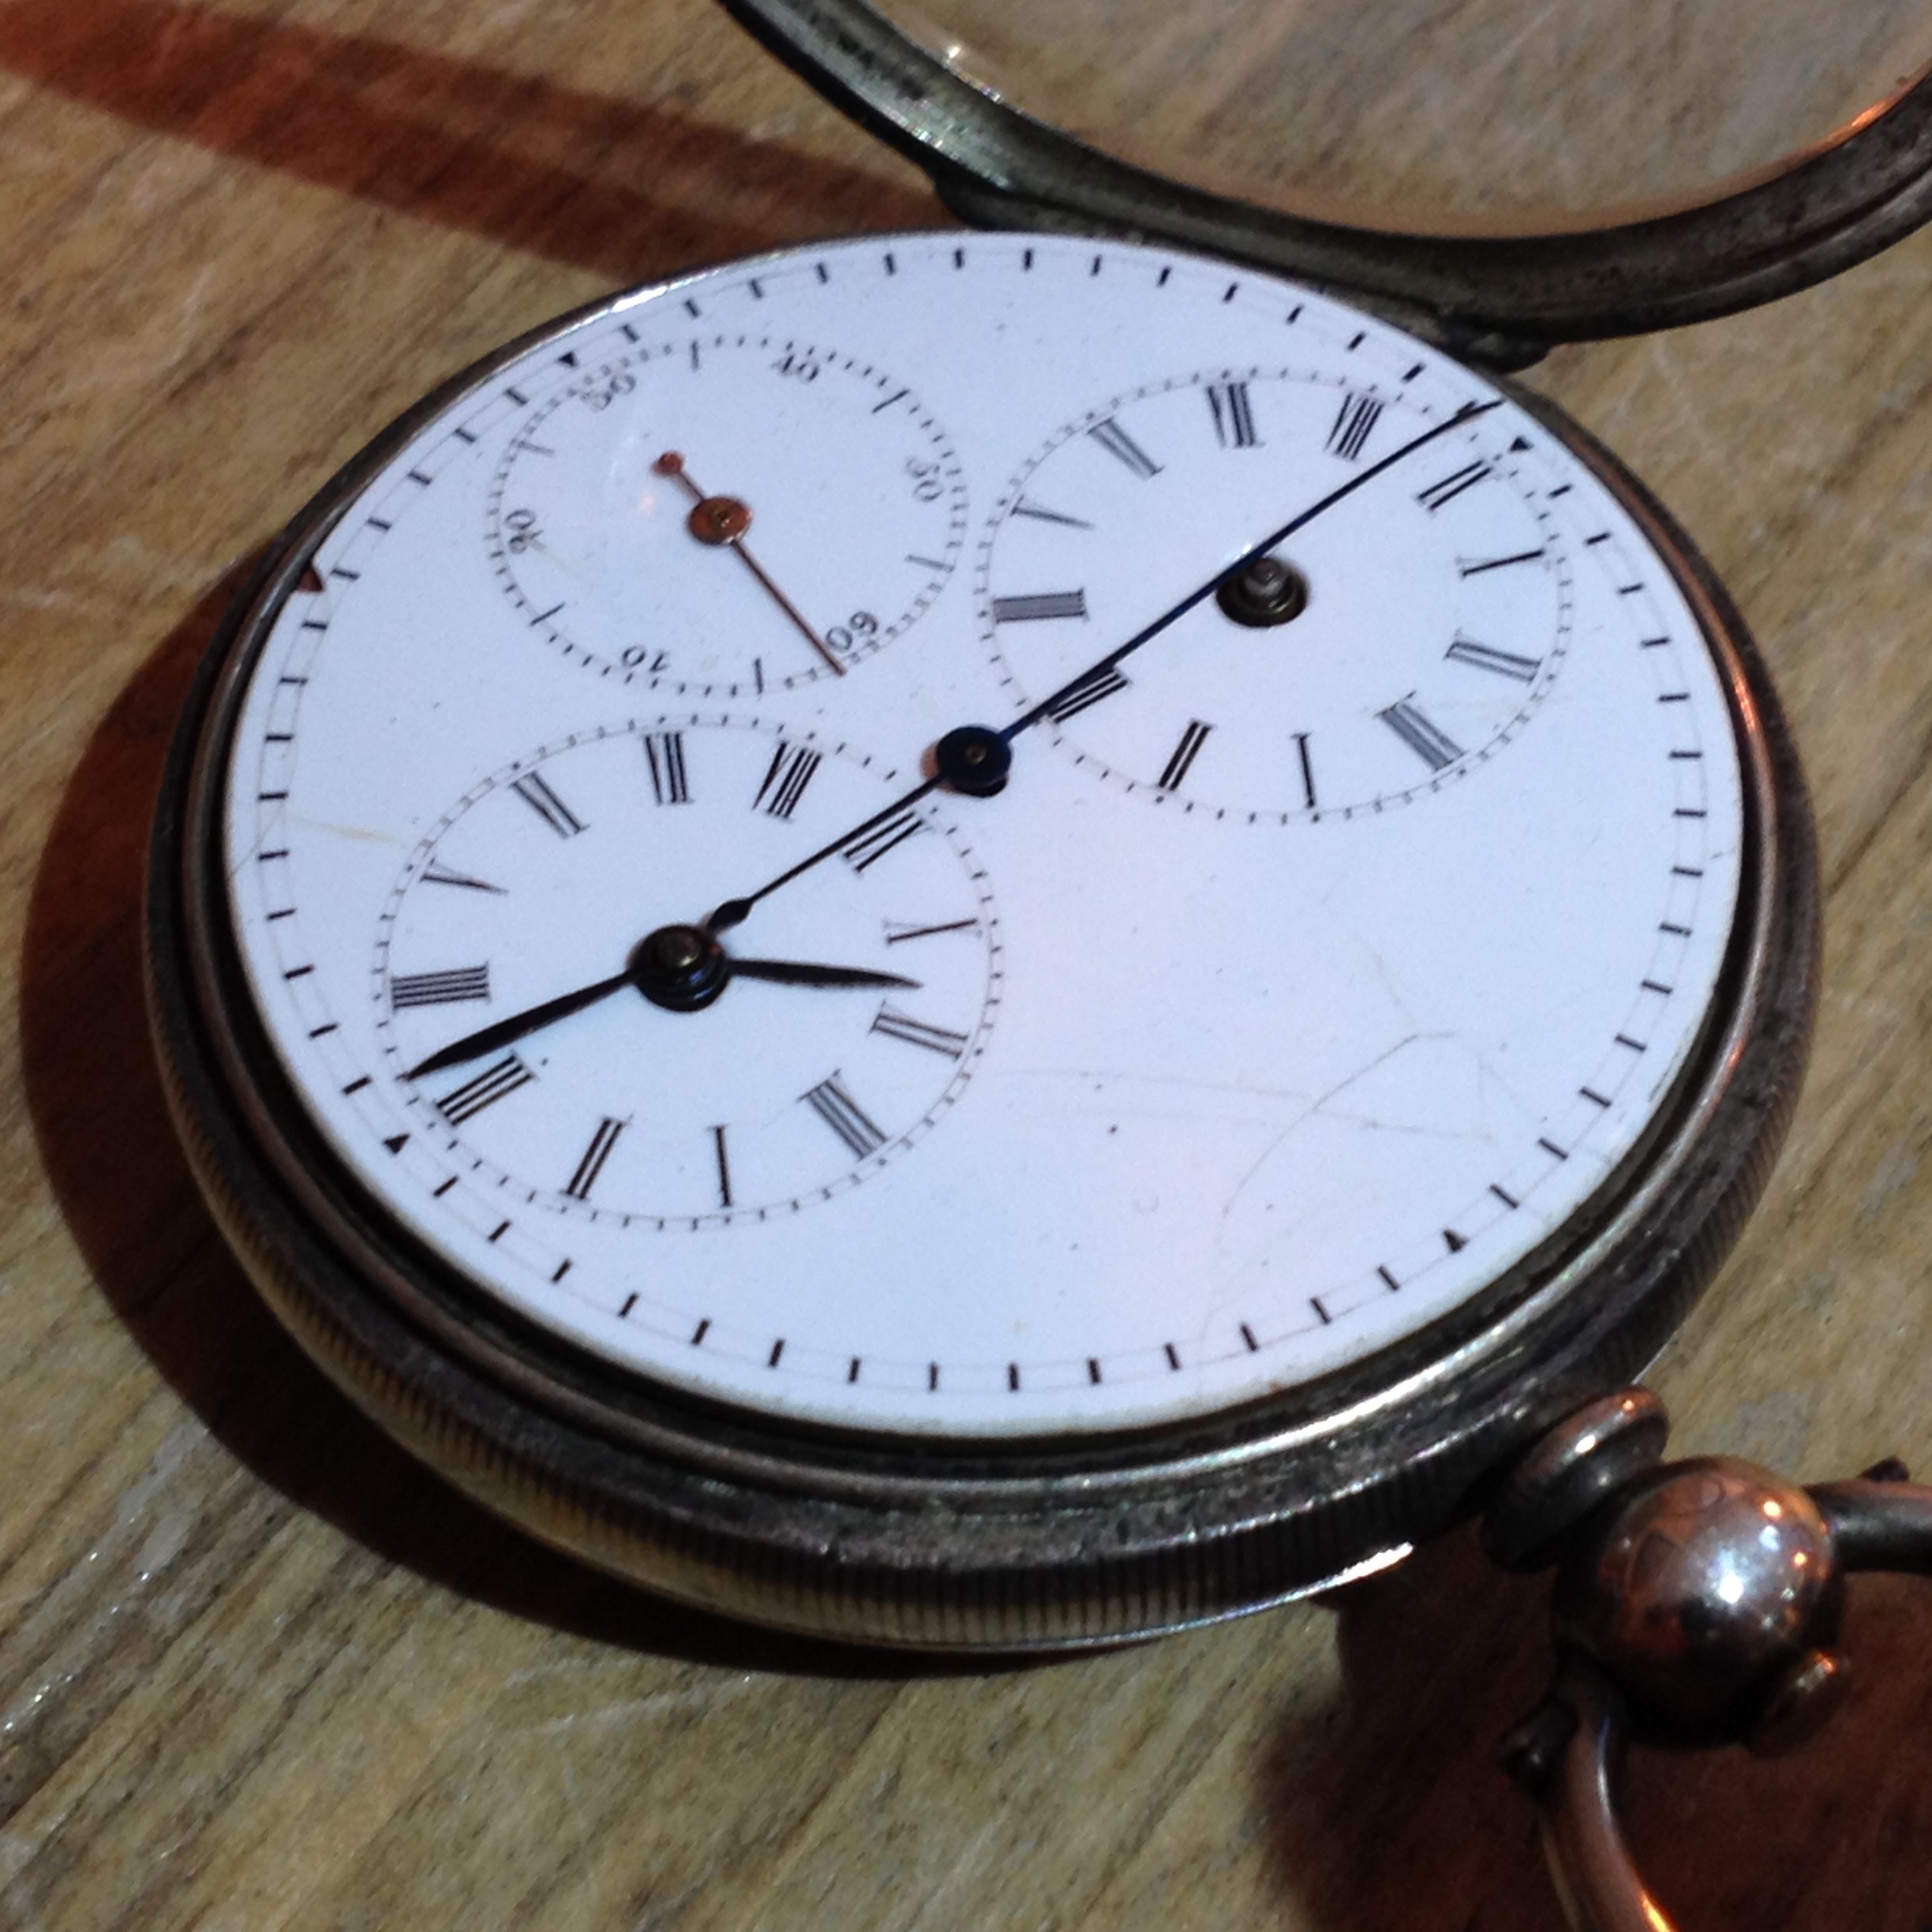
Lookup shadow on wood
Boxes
[18,567,979,1686]
[0,0,936,284]
[1261,1525,1556,1930]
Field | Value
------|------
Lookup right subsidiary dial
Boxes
[979,368,1574,822]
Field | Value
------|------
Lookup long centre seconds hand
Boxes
[705,397,1502,934]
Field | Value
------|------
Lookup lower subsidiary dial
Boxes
[374,720,1000,1225]
[981,369,1572,821]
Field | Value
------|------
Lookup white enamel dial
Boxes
[488,333,967,695]
[219,233,1745,1438]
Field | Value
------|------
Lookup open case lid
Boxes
[722,0,1932,366]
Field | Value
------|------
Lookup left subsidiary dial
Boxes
[373,721,1001,1225]
[488,336,967,696]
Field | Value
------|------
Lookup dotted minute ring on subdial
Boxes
[979,369,1575,824]
[486,337,968,700]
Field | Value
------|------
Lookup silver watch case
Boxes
[145,294,1818,1649]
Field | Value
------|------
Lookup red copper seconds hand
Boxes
[653,451,846,677]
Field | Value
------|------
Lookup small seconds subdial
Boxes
[980,369,1573,821]
[489,336,967,697]
[376,721,1001,1225]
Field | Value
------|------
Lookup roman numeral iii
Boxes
[1326,392,1383,460]
[391,965,490,1009]
[800,1074,887,1157]
[643,730,691,804]
[1378,698,1463,770]
[992,590,1087,624]
[1206,380,1260,447]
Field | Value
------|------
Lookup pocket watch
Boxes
[148,216,1811,1612]
[144,0,1932,1647]
[144,6,1932,1923]
[150,11,1932,1916]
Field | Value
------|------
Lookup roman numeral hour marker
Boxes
[392,965,490,1009]
[511,771,586,837]
[801,1075,887,1158]
[1087,417,1161,477]
[1378,698,1463,770]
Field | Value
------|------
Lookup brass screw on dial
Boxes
[1215,553,1309,628]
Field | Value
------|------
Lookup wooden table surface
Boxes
[5,5,1932,1927]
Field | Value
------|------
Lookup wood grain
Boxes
[3,5,1932,1928]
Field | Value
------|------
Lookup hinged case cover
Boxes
[725,0,1932,365]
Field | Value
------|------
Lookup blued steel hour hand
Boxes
[404,924,917,1080]
[727,957,919,989]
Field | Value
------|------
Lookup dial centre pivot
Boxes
[687,495,752,545]
[655,450,754,545]
[1215,554,1309,628]
[932,724,1013,797]
[631,923,730,1012]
